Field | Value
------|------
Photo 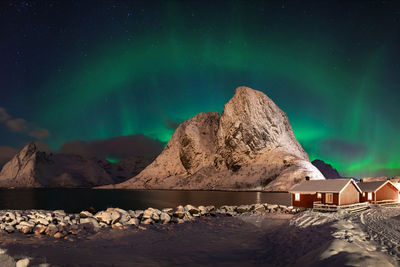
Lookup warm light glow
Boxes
[368,192,372,200]
[326,193,333,203]
[295,193,300,201]
[317,193,322,198]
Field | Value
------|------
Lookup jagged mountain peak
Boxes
[108,86,324,191]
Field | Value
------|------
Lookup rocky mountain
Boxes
[0,143,149,188]
[107,86,324,191]
[311,159,342,179]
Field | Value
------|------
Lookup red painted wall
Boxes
[376,183,399,202]
[292,193,318,208]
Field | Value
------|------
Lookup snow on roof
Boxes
[357,180,392,192]
[289,179,358,193]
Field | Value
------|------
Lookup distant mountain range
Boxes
[0,142,154,188]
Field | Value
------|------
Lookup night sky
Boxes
[0,0,399,178]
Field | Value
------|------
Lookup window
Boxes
[317,193,322,199]
[363,192,365,197]
[326,193,333,204]
[368,192,372,200]
[295,193,300,201]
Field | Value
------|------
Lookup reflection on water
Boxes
[0,189,290,213]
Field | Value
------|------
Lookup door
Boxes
[326,193,333,204]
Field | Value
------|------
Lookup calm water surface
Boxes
[0,189,290,213]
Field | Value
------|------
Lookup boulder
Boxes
[184,205,200,215]
[160,212,171,224]
[45,225,58,236]
[4,225,14,233]
[94,211,113,225]
[16,258,30,267]
[126,218,140,227]
[20,226,33,234]
[80,218,100,228]
[79,211,93,218]
[173,206,185,219]
[33,225,47,235]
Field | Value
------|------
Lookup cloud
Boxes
[6,118,29,133]
[29,128,50,139]
[0,107,50,139]
[164,118,183,130]
[0,108,10,122]
[0,146,19,166]
[59,134,165,159]
[320,139,367,159]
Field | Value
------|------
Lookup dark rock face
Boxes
[311,159,342,179]
[0,143,152,188]
[108,86,324,191]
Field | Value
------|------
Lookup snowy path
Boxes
[291,207,400,266]
[357,206,400,260]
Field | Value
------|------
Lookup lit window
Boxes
[363,192,365,197]
[317,193,322,198]
[326,193,333,203]
[295,193,300,201]
[368,192,372,200]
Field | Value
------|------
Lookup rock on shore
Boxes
[0,204,299,238]
[108,86,324,191]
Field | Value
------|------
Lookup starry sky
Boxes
[0,0,399,178]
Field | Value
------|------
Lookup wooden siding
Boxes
[320,192,339,205]
[339,182,360,205]
[376,183,399,201]
[359,192,374,203]
[291,193,318,208]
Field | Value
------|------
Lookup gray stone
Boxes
[198,206,208,215]
[16,258,30,267]
[236,205,250,213]
[80,218,100,228]
[21,226,33,234]
[142,218,153,225]
[184,205,200,215]
[4,225,14,233]
[119,214,130,224]
[79,211,93,218]
[94,211,113,225]
[126,218,140,227]
[36,217,49,225]
[160,212,171,224]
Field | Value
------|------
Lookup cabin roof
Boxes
[357,180,396,192]
[289,179,361,194]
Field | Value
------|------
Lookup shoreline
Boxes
[0,187,289,193]
[0,203,298,238]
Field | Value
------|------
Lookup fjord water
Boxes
[0,189,290,213]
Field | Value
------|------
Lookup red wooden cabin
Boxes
[357,180,399,204]
[289,179,361,208]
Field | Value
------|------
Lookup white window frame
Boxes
[368,192,372,201]
[326,193,333,204]
[317,193,322,199]
[295,193,300,201]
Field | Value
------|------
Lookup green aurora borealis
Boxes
[1,1,400,177]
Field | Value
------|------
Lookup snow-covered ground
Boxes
[1,206,400,266]
[291,205,400,266]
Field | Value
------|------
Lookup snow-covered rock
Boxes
[108,86,324,191]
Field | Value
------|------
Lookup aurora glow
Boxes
[1,1,400,178]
